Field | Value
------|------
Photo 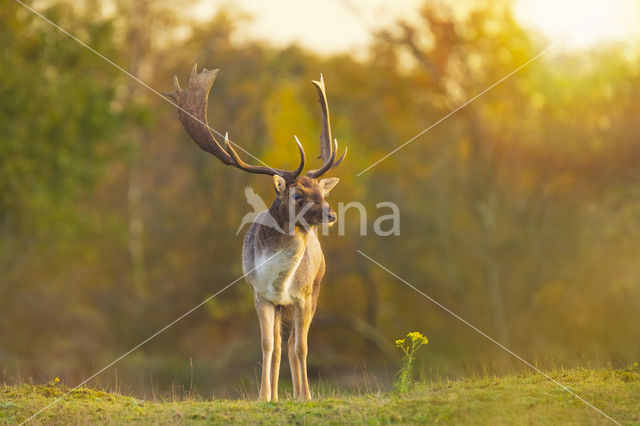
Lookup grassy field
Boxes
[2,367,639,425]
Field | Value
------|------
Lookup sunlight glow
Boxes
[515,0,640,49]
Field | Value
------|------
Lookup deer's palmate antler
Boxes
[167,65,346,401]
[165,64,307,181]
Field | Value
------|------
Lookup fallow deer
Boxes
[166,65,346,401]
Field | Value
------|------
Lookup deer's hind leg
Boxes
[255,295,276,401]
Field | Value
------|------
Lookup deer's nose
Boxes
[325,211,337,223]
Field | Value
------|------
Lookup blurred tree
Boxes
[110,0,195,298]
[0,1,135,373]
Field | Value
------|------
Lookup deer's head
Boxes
[165,65,346,232]
[272,175,339,230]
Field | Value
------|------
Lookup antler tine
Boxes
[306,75,345,178]
[224,132,306,181]
[167,64,306,180]
[291,136,307,178]
[307,138,337,178]
[332,143,347,170]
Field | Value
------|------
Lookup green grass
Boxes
[2,368,639,424]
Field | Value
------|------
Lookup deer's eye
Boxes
[292,193,302,201]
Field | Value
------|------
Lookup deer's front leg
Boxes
[270,308,282,401]
[293,297,313,400]
[255,295,276,401]
[288,324,301,399]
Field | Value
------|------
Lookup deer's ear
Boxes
[273,175,287,195]
[318,177,339,196]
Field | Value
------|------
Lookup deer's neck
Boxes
[248,199,312,266]
[268,197,314,236]
[268,197,287,231]
[250,198,313,279]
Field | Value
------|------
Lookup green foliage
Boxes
[0,2,140,379]
[0,3,129,231]
[2,368,639,424]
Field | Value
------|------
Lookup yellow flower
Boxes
[395,339,405,347]
[407,331,425,342]
[54,377,60,383]
[404,331,429,345]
